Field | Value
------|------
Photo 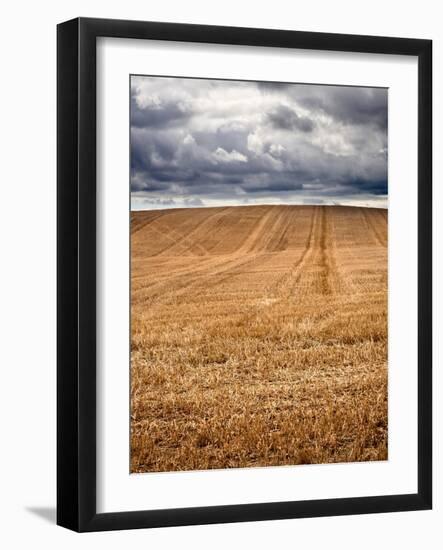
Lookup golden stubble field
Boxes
[130,205,388,473]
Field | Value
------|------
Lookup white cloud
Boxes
[183,133,195,145]
[212,147,247,164]
[135,92,161,110]
[247,132,264,155]
[269,143,286,157]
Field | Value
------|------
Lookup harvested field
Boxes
[130,205,388,473]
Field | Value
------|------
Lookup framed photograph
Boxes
[57,17,432,532]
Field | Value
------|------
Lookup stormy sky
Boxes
[130,76,388,210]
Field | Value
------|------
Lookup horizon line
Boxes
[131,202,388,212]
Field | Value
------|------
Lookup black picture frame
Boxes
[57,17,432,532]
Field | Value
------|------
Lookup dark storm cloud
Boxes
[241,180,304,193]
[259,82,388,130]
[130,93,192,129]
[267,104,314,132]
[298,88,388,129]
[130,77,387,209]
[351,178,388,195]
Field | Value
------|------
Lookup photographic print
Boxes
[130,75,388,474]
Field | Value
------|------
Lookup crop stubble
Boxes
[131,205,388,472]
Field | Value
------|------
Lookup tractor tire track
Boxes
[149,208,230,257]
[132,207,283,305]
[362,208,387,247]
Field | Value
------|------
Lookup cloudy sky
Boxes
[131,76,388,210]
